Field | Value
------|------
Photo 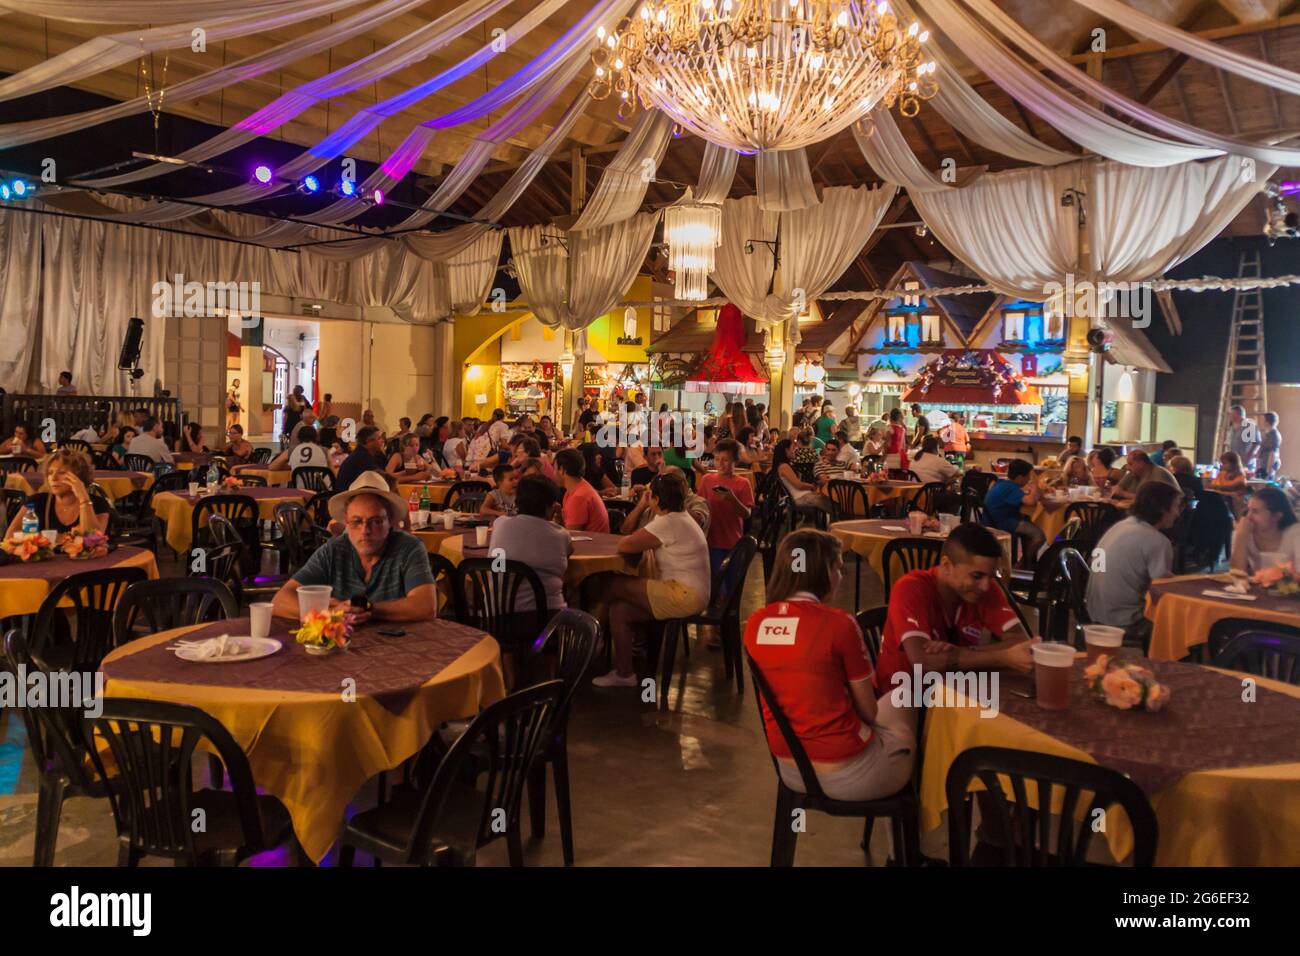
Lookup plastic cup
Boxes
[475,525,489,547]
[939,513,958,534]
[442,511,456,530]
[249,602,274,640]
[1032,642,1076,711]
[296,585,332,621]
[907,511,926,535]
[41,529,59,545]
[416,509,430,529]
[1082,624,1125,665]
[187,482,199,497]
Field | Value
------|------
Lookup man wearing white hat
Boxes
[270,471,435,622]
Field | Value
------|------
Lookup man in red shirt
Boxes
[555,448,610,534]
[875,523,1035,696]
[697,439,755,579]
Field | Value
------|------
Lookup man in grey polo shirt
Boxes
[271,471,435,622]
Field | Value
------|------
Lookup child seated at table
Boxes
[481,464,519,520]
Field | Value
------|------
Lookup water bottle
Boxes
[620,469,631,499]
[206,464,219,492]
[21,504,39,537]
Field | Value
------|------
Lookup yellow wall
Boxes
[585,275,654,365]
[317,319,367,410]
[367,322,441,427]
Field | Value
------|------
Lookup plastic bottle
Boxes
[620,469,631,499]
[419,485,432,512]
[408,491,419,517]
[21,505,39,537]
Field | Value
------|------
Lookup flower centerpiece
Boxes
[1083,655,1171,712]
[1250,561,1300,597]
[292,608,356,655]
[59,530,110,560]
[0,532,56,562]
[439,467,457,480]
[221,476,244,490]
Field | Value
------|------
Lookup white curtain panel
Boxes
[437,229,505,318]
[756,149,821,211]
[917,0,1220,167]
[0,209,41,392]
[710,194,783,324]
[572,110,675,232]
[853,112,983,193]
[910,163,1082,299]
[1072,0,1300,97]
[965,0,1300,167]
[696,143,739,204]
[509,212,660,332]
[0,0,369,102]
[890,0,1073,167]
[0,0,326,21]
[0,0,430,149]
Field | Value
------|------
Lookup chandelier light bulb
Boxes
[908,21,919,36]
[597,25,606,39]
[919,29,929,41]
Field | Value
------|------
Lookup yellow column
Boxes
[766,320,796,432]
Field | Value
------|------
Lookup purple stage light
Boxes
[253,165,273,184]
[372,188,385,206]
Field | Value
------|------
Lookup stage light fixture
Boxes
[372,188,385,206]
[300,175,320,194]
[253,165,274,184]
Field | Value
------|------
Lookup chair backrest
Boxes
[705,535,758,618]
[249,447,273,464]
[994,575,1034,637]
[1213,631,1300,684]
[446,480,491,513]
[404,680,564,865]
[2,629,100,792]
[192,493,258,552]
[532,608,600,718]
[31,566,150,672]
[881,536,944,599]
[0,456,38,476]
[1,487,26,527]
[961,471,997,500]
[854,606,887,665]
[123,453,155,474]
[1041,546,1090,644]
[450,558,549,646]
[1204,617,1300,664]
[756,496,792,575]
[305,490,334,529]
[946,746,1158,866]
[1182,489,1234,570]
[237,474,268,488]
[61,439,93,454]
[85,698,270,862]
[151,470,192,495]
[603,499,634,532]
[909,482,949,516]
[113,578,238,648]
[825,479,867,521]
[291,466,335,492]
[745,652,828,801]
[960,489,987,525]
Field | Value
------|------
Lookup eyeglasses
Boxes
[345,516,390,531]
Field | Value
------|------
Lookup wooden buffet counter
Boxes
[967,432,1070,467]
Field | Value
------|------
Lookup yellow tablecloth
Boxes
[101,623,505,863]
[918,665,1300,866]
[0,548,158,618]
[1145,574,1300,661]
[152,489,312,553]
[1023,495,1130,544]
[398,482,454,507]
[831,520,1012,583]
[6,470,154,503]
[414,527,461,554]
[231,465,292,486]
[440,529,629,591]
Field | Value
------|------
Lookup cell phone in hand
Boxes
[377,628,406,637]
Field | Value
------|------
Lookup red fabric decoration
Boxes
[685,303,768,394]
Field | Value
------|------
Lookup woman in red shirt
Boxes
[885,407,910,474]
[743,529,915,802]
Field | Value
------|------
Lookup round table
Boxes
[171,453,212,472]
[100,616,505,863]
[230,465,292,486]
[6,470,154,503]
[831,519,1013,582]
[1023,494,1130,544]
[397,481,455,507]
[0,546,159,617]
[439,528,629,591]
[152,488,313,553]
[826,479,922,517]
[917,655,1300,866]
[1145,573,1300,661]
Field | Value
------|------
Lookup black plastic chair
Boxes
[237,474,268,488]
[271,501,328,573]
[961,471,997,501]
[0,455,38,477]
[191,492,259,557]
[1199,617,1300,664]
[756,495,793,579]
[881,536,944,600]
[201,513,287,604]
[249,447,273,464]
[445,480,491,513]
[291,466,335,493]
[123,453,155,474]
[946,746,1158,867]
[30,566,149,673]
[305,489,334,530]
[1,486,27,527]
[1038,546,1089,645]
[85,698,293,866]
[855,606,886,665]
[112,578,238,648]
[746,652,920,867]
[1212,631,1300,684]
[907,482,950,517]
[60,438,93,455]
[338,680,564,867]
[658,535,758,706]
[604,499,634,533]
[826,479,869,522]
[152,469,193,495]
[3,629,111,866]
[960,489,987,525]
[1063,501,1120,549]
[1176,490,1234,572]
[450,558,549,651]
[525,609,600,866]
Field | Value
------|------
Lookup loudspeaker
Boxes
[118,317,145,370]
[1085,328,1112,353]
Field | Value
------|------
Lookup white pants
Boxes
[778,695,917,802]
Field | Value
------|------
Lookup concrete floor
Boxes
[0,550,940,867]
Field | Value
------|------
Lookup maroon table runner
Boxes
[0,546,149,582]
[166,487,312,504]
[94,470,151,489]
[1147,576,1300,620]
[102,617,491,715]
[996,659,1300,794]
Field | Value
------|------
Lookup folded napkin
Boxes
[1201,589,1257,601]
[571,535,593,541]
[879,525,908,532]
[181,634,244,659]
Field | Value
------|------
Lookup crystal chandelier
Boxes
[589,1,938,152]
[663,188,722,301]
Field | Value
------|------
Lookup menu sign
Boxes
[933,363,995,388]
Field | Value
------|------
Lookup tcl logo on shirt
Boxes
[756,617,799,645]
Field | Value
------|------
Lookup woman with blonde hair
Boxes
[6,449,109,537]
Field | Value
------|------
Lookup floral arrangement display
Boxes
[863,359,906,379]
[221,476,244,490]
[0,532,55,562]
[292,608,357,655]
[1084,655,1170,712]
[58,530,110,560]
[1250,561,1300,597]
[439,468,457,480]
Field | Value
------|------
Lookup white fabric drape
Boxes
[965,0,1300,168]
[853,112,983,193]
[509,212,660,332]
[572,110,674,232]
[695,143,738,205]
[0,209,41,393]
[756,149,820,211]
[435,230,504,319]
[0,0,321,21]
[711,186,895,327]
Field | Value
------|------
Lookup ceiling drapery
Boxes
[571,110,675,232]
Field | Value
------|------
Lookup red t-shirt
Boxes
[887,423,909,471]
[698,472,755,550]
[874,567,1020,694]
[744,598,875,762]
[561,479,610,533]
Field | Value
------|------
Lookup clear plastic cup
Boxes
[416,509,431,529]
[296,585,332,621]
[939,513,958,534]
[187,482,199,497]
[249,602,274,640]
[907,511,926,535]
[442,511,456,530]
[1032,642,1076,711]
[41,529,59,545]
[1082,624,1125,665]
[475,525,489,547]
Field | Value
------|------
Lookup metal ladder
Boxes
[1213,248,1268,456]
